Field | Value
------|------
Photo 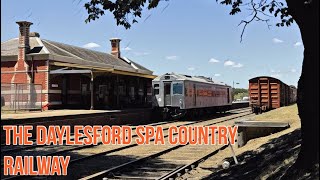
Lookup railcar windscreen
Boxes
[173,83,183,95]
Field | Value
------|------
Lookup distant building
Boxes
[242,97,249,101]
[1,21,156,110]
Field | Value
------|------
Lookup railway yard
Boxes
[0,74,305,180]
[1,103,311,180]
[1,107,258,180]
[2,15,317,179]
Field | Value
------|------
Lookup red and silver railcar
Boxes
[152,73,232,119]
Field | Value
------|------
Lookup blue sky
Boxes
[1,0,304,88]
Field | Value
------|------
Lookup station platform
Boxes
[231,101,249,109]
[1,108,153,126]
[1,109,120,121]
[1,108,154,143]
[235,120,290,147]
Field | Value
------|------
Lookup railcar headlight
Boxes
[158,98,162,102]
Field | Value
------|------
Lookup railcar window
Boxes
[173,83,183,95]
[153,89,159,95]
[153,84,159,95]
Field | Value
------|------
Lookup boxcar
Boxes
[249,76,296,114]
[152,73,232,119]
[289,85,297,104]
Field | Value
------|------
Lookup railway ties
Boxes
[1,107,250,154]
[97,144,229,180]
[0,120,191,168]
[1,108,252,180]
[78,111,254,180]
[0,118,190,154]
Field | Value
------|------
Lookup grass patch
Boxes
[252,104,300,126]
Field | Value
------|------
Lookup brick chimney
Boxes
[17,21,33,57]
[13,21,33,84]
[110,38,121,58]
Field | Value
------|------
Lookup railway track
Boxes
[0,108,249,154]
[1,108,252,180]
[0,120,191,167]
[0,120,182,153]
[79,111,253,180]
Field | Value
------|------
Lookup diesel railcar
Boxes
[152,73,232,119]
[249,76,297,114]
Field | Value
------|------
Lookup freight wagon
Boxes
[249,76,297,114]
[289,85,297,104]
[152,73,232,119]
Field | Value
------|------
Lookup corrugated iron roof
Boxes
[1,36,153,75]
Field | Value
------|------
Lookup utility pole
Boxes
[233,81,239,89]
[232,81,239,101]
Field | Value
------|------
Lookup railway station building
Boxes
[1,21,156,111]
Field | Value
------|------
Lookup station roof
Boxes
[1,34,155,78]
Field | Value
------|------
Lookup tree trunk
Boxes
[282,0,319,178]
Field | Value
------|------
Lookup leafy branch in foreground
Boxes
[84,0,293,42]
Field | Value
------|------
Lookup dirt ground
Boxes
[179,104,319,180]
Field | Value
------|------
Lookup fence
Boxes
[1,83,43,112]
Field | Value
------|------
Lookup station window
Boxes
[173,83,183,95]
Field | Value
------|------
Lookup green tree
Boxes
[233,88,248,95]
[232,88,248,101]
[83,0,318,178]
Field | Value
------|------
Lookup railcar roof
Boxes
[249,76,297,88]
[248,76,282,82]
[153,73,230,86]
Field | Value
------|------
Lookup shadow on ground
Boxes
[202,129,319,180]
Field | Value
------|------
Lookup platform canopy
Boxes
[50,67,92,75]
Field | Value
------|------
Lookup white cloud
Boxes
[133,52,150,56]
[123,47,132,51]
[294,42,303,47]
[271,74,282,78]
[187,67,195,71]
[272,38,284,44]
[271,69,281,73]
[213,73,221,77]
[224,60,235,66]
[209,58,220,63]
[82,42,101,49]
[224,60,243,68]
[233,63,243,68]
[166,55,179,60]
[291,68,297,73]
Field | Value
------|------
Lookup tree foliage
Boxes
[84,0,166,29]
[234,92,249,100]
[84,0,293,41]
[232,88,248,101]
[233,88,248,95]
[83,0,319,178]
